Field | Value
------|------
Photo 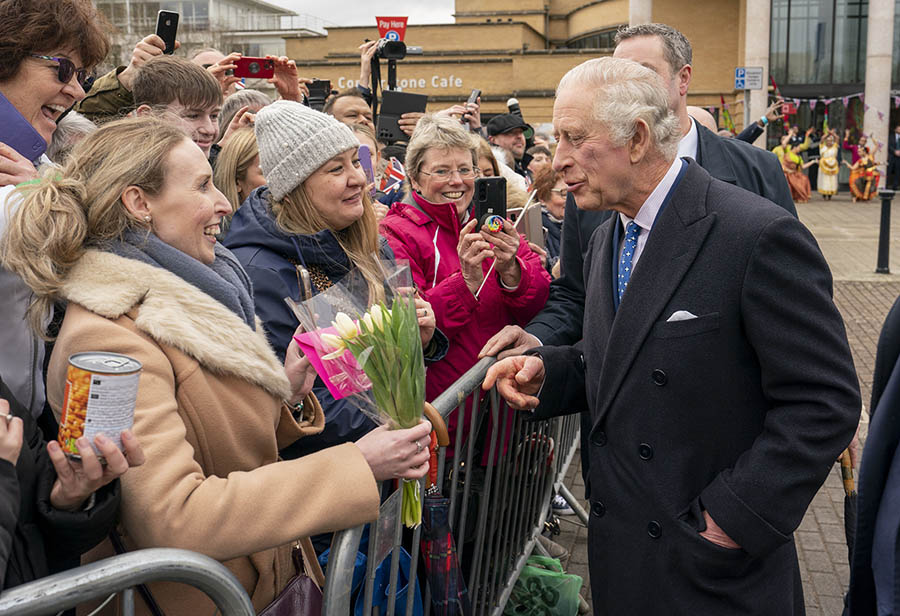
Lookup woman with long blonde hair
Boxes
[223,101,446,471]
[0,114,431,614]
[212,126,265,229]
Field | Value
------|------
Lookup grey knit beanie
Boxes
[254,100,360,201]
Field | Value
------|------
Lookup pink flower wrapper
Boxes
[293,328,371,399]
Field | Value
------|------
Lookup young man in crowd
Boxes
[132,55,223,157]
[76,36,238,122]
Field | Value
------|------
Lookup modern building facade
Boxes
[95,0,330,70]
[284,0,898,153]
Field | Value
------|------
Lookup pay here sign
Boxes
[377,16,408,41]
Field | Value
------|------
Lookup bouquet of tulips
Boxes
[288,263,426,528]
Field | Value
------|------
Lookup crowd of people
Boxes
[765,118,898,204]
[0,0,896,614]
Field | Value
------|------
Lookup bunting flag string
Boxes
[705,90,898,132]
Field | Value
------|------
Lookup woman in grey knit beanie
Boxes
[222,100,446,464]
[227,99,388,306]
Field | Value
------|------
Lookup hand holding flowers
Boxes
[320,294,428,527]
[284,324,318,405]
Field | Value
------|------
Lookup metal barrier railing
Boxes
[0,548,254,616]
[1,357,581,616]
[323,356,582,616]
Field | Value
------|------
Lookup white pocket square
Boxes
[666,310,698,322]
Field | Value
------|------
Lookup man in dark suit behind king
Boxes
[484,57,860,614]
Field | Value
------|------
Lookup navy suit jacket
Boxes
[532,160,859,613]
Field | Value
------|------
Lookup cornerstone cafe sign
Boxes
[336,75,465,90]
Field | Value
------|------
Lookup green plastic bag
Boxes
[504,555,583,616]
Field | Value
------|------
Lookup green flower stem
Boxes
[332,296,426,527]
[402,479,422,528]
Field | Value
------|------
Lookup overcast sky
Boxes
[270,1,456,27]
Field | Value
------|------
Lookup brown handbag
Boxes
[259,537,326,616]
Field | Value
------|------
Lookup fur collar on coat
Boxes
[60,249,291,400]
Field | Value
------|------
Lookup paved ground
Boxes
[552,191,900,614]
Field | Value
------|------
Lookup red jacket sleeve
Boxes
[499,236,551,326]
[380,222,478,338]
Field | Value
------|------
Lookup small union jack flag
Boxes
[379,156,406,195]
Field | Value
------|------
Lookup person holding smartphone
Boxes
[379,114,550,454]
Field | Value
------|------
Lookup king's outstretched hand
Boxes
[483,355,545,410]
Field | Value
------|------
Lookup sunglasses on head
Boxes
[29,54,94,90]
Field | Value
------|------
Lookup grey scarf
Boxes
[103,230,257,328]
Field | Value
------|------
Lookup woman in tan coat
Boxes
[1,115,432,615]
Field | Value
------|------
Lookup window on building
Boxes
[832,0,867,83]
[181,1,210,30]
[787,0,833,83]
[566,28,619,49]
[140,2,162,30]
[770,0,866,86]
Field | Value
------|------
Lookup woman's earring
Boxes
[144,215,152,223]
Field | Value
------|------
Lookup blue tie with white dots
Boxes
[618,221,640,302]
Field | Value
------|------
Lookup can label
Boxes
[58,353,141,458]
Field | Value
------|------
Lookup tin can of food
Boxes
[58,352,142,460]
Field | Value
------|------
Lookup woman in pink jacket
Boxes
[380,114,550,450]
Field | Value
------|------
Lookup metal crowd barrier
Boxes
[323,356,583,616]
[0,548,254,616]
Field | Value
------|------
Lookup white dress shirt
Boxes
[678,117,699,161]
[617,156,685,273]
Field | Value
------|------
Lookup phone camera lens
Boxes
[248,62,260,74]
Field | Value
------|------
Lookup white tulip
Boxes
[333,312,359,339]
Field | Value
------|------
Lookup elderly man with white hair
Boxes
[485,57,860,614]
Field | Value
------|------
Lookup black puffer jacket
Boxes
[0,377,120,591]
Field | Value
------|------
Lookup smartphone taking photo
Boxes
[232,57,275,79]
[464,89,481,131]
[155,11,179,55]
[473,176,507,231]
[358,144,376,197]
[306,79,331,112]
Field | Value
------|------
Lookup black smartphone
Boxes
[376,90,428,144]
[464,89,481,131]
[156,10,179,55]
[306,79,331,112]
[472,176,507,232]
[0,91,47,161]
